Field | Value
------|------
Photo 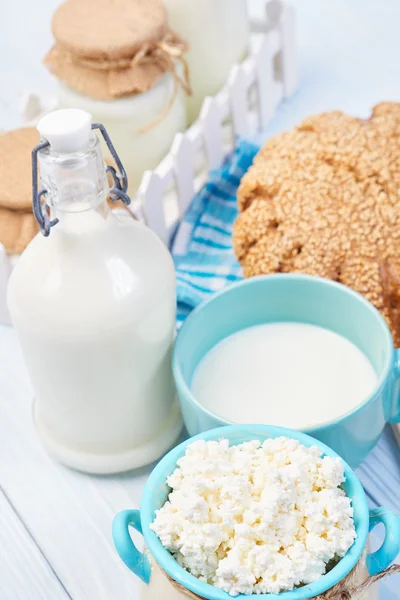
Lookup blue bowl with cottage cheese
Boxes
[112,425,400,599]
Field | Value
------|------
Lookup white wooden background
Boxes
[1,1,400,599]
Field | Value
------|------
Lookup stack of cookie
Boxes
[0,128,40,254]
[0,126,135,256]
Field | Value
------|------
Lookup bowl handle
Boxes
[389,348,400,422]
[112,509,151,584]
[367,507,400,575]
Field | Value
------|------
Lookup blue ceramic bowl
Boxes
[173,274,400,467]
[112,425,400,599]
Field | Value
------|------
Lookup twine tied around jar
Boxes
[76,31,191,103]
[128,32,191,134]
[160,561,400,599]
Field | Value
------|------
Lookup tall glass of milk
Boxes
[7,109,182,474]
[163,0,249,123]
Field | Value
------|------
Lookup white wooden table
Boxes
[1,1,400,598]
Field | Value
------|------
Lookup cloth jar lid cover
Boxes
[52,0,167,59]
[45,0,189,100]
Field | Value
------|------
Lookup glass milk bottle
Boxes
[7,109,182,474]
[164,0,249,123]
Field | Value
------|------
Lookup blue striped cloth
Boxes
[172,139,260,326]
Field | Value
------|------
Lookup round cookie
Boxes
[0,127,40,211]
[0,208,39,254]
[52,0,167,60]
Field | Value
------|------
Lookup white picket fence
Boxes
[0,0,298,324]
[130,0,298,246]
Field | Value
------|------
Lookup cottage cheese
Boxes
[151,437,357,596]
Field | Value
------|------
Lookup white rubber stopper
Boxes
[37,109,92,153]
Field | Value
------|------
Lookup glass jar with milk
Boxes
[7,109,182,474]
[45,0,189,191]
[164,0,249,123]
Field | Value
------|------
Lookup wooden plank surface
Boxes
[0,326,143,600]
[0,487,70,600]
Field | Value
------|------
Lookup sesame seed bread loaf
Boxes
[233,103,400,345]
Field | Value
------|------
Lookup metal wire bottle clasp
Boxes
[32,123,131,237]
